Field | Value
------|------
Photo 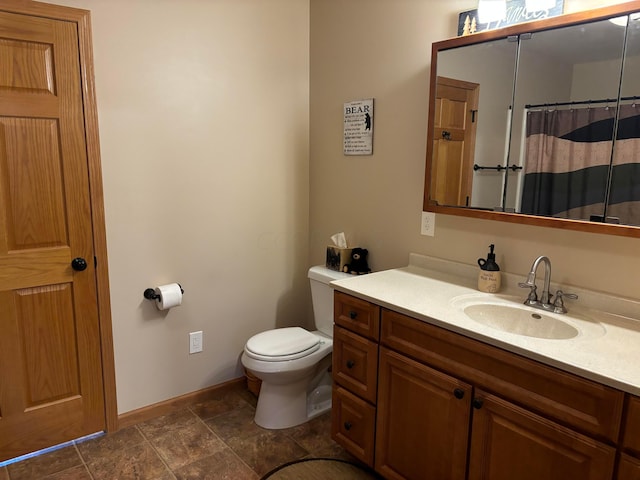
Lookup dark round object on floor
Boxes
[261,457,380,480]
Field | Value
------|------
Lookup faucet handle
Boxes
[518,282,538,305]
[552,290,578,314]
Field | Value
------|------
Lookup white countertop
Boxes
[330,254,640,396]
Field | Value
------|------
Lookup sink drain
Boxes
[531,313,542,319]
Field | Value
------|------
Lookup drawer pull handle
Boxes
[472,398,484,410]
[344,421,352,431]
[346,360,355,369]
[349,310,357,319]
[453,388,465,399]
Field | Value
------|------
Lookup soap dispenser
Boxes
[478,244,501,293]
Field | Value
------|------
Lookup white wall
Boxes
[310,0,639,300]
[52,0,310,414]
[573,55,640,99]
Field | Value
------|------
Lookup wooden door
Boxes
[0,8,107,461]
[468,391,616,480]
[375,347,471,480]
[431,76,479,207]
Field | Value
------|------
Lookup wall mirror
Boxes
[424,1,640,238]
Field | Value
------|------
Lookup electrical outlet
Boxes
[189,331,203,354]
[421,212,436,236]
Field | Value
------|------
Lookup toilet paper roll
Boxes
[154,283,183,310]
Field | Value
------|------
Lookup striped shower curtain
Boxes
[608,105,640,225]
[521,105,640,224]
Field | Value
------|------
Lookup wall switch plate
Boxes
[421,212,436,236]
[189,331,203,354]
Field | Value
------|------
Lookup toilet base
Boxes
[253,364,332,429]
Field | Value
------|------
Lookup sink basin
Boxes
[462,303,579,339]
[450,294,606,340]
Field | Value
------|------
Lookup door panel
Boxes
[0,10,105,461]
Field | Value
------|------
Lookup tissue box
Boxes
[326,246,352,272]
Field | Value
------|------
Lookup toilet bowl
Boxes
[241,266,351,429]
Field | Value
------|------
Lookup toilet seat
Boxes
[244,327,321,362]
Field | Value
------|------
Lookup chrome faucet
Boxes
[519,256,578,313]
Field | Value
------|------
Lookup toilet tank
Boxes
[308,266,352,336]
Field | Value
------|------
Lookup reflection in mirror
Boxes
[432,38,518,209]
[506,18,627,220]
[608,14,640,226]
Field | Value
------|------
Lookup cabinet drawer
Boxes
[623,395,640,455]
[381,308,624,442]
[333,326,378,404]
[334,291,380,340]
[331,386,376,466]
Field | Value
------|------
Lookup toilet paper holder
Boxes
[143,284,184,301]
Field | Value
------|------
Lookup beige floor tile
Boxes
[226,431,308,477]
[85,441,169,480]
[147,419,227,470]
[173,448,258,480]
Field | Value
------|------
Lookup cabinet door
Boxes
[623,395,640,456]
[468,391,616,480]
[375,347,471,480]
[618,454,640,480]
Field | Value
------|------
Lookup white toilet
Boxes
[241,265,351,429]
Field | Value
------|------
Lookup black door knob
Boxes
[453,388,465,399]
[71,257,88,271]
[349,311,357,319]
[346,360,355,369]
[344,421,352,431]
[472,398,484,410]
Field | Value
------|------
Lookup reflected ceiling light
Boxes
[525,0,555,12]
[477,0,506,23]
[609,13,640,27]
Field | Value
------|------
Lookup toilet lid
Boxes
[245,327,320,361]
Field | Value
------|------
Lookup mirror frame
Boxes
[424,0,640,238]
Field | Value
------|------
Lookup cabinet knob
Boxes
[344,421,352,431]
[472,398,484,410]
[453,388,465,399]
[349,310,357,319]
[346,360,355,369]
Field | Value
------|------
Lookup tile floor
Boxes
[0,383,351,480]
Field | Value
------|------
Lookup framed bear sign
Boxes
[343,98,374,155]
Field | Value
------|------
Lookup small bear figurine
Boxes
[343,248,371,275]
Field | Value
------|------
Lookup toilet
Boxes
[241,265,351,429]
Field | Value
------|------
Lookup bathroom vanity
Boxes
[330,254,640,480]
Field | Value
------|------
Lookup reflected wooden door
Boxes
[431,76,479,207]
[0,10,105,461]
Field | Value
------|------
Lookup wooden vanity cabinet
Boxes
[332,292,625,480]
